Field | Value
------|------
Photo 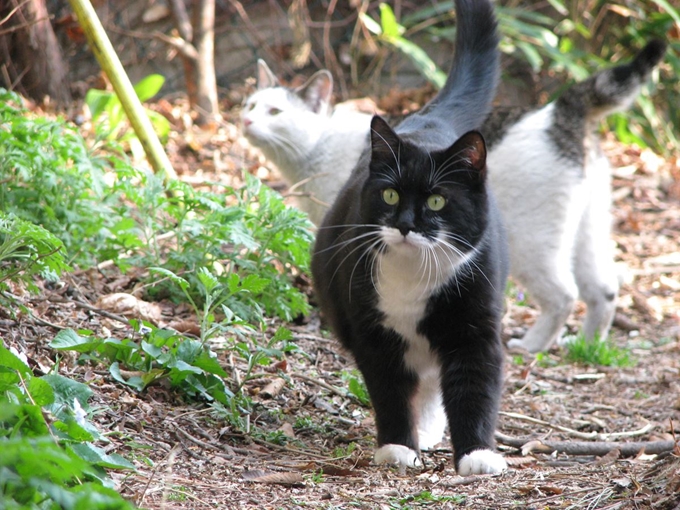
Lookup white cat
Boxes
[240,40,666,352]
[241,60,370,226]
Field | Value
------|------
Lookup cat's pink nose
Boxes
[243,118,252,127]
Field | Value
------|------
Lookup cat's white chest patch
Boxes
[374,229,470,373]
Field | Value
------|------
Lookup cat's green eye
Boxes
[268,107,282,116]
[382,188,399,205]
[427,194,446,211]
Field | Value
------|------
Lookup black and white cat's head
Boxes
[361,116,489,263]
[241,60,333,154]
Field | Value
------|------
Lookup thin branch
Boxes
[0,0,31,26]
[500,411,654,441]
[153,30,199,60]
[48,294,132,327]
[290,372,349,398]
[495,432,677,457]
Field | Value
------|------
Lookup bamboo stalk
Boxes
[67,0,178,182]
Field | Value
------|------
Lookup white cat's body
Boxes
[488,104,618,352]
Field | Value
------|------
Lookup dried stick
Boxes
[496,432,677,457]
[500,411,653,441]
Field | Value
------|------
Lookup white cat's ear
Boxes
[257,59,279,89]
[296,70,333,116]
[369,115,400,162]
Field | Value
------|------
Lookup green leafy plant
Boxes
[0,345,137,509]
[86,74,171,144]
[394,490,465,507]
[119,173,314,324]
[0,213,69,295]
[49,326,234,406]
[0,88,128,267]
[341,369,371,407]
[563,335,634,367]
[360,4,446,88]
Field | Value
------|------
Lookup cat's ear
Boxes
[446,131,487,181]
[257,60,279,89]
[296,70,333,115]
[370,115,400,162]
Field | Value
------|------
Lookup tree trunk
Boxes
[167,0,218,127]
[192,0,218,126]
[0,0,72,106]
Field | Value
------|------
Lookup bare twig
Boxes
[48,294,132,327]
[495,432,677,457]
[500,411,654,441]
[290,372,349,398]
[153,30,198,60]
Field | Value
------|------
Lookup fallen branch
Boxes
[500,411,654,441]
[496,432,677,457]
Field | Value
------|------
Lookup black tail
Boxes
[556,39,667,121]
[398,0,500,141]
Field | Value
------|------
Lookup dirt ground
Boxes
[3,93,680,509]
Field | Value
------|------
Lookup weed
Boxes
[86,74,171,151]
[0,344,138,509]
[535,352,559,368]
[563,335,634,367]
[340,370,371,407]
[0,212,69,295]
[332,442,357,459]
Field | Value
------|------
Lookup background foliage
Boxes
[361,0,678,155]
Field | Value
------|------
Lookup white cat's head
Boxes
[241,60,334,160]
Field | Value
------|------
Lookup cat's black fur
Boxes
[311,0,507,472]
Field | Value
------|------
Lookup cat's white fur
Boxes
[489,104,618,352]
[241,61,370,225]
[376,229,462,453]
[370,229,506,474]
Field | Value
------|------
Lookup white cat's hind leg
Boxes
[507,271,578,353]
[458,449,507,476]
[374,444,422,467]
[573,155,618,341]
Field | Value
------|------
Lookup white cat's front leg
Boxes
[457,449,507,475]
[374,444,422,468]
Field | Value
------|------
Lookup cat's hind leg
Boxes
[507,243,579,353]
[413,371,447,450]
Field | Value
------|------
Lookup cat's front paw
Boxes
[457,449,507,476]
[374,444,422,468]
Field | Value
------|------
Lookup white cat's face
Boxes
[240,88,318,149]
[240,63,334,162]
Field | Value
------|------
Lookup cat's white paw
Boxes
[374,444,422,468]
[457,449,507,476]
[507,337,545,354]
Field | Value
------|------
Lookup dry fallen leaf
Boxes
[260,378,286,398]
[96,293,161,324]
[241,470,304,486]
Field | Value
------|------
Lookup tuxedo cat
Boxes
[242,39,666,352]
[312,0,508,474]
[241,61,370,225]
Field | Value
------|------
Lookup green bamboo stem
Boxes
[67,0,178,182]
